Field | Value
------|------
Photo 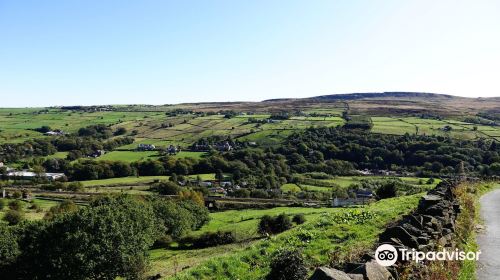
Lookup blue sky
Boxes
[1,0,499,107]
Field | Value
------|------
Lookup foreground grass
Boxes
[149,194,422,279]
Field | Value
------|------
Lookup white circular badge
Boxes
[375,244,398,266]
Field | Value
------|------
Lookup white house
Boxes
[6,171,66,181]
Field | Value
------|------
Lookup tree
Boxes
[44,200,78,220]
[113,127,127,136]
[178,190,204,206]
[154,181,181,195]
[0,223,20,267]
[13,195,159,279]
[151,199,195,239]
[376,182,397,199]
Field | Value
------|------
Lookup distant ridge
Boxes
[263,92,463,102]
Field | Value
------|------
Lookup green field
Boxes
[150,193,422,279]
[2,107,499,149]
[97,151,160,162]
[281,176,441,194]
[79,173,216,187]
[79,176,170,187]
[0,198,61,221]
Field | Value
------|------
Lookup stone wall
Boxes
[310,180,461,280]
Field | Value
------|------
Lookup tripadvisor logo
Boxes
[375,244,398,266]
[375,244,482,267]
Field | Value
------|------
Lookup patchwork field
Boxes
[3,106,498,150]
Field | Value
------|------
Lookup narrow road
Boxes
[477,188,500,279]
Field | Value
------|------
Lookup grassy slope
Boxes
[79,173,216,187]
[149,194,422,279]
[281,176,441,193]
[0,198,60,221]
[3,108,499,146]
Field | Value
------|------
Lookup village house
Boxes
[137,143,156,151]
[166,145,182,155]
[89,150,106,158]
[209,187,227,196]
[44,130,65,136]
[5,170,66,181]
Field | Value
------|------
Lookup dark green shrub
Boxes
[3,210,24,225]
[67,182,84,192]
[186,231,236,248]
[375,182,397,199]
[266,249,307,280]
[258,214,292,235]
[251,189,268,198]
[0,199,5,210]
[153,181,181,195]
[8,200,22,211]
[292,214,306,225]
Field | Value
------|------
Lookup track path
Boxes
[477,188,500,279]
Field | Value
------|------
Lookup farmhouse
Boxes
[137,143,156,151]
[166,145,181,155]
[209,187,227,195]
[5,170,66,181]
[44,130,65,136]
[89,150,105,158]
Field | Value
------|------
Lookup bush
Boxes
[375,182,397,199]
[8,200,22,211]
[12,191,21,199]
[153,181,181,195]
[67,182,84,192]
[44,200,78,220]
[266,249,307,280]
[0,199,5,210]
[186,231,236,249]
[113,127,127,136]
[29,203,41,211]
[3,210,24,225]
[232,188,250,198]
[152,235,173,249]
[258,214,292,235]
[251,189,268,198]
[292,214,306,225]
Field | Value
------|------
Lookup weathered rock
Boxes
[347,274,364,280]
[347,261,392,280]
[365,260,393,280]
[379,226,419,248]
[407,215,423,229]
[309,267,352,280]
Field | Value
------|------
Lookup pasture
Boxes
[2,107,500,149]
[150,193,423,279]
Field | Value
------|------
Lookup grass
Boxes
[456,182,499,280]
[2,108,500,147]
[79,173,216,187]
[149,193,423,279]
[97,151,160,162]
[0,198,60,221]
[174,151,208,159]
[282,176,441,193]
[79,176,170,187]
